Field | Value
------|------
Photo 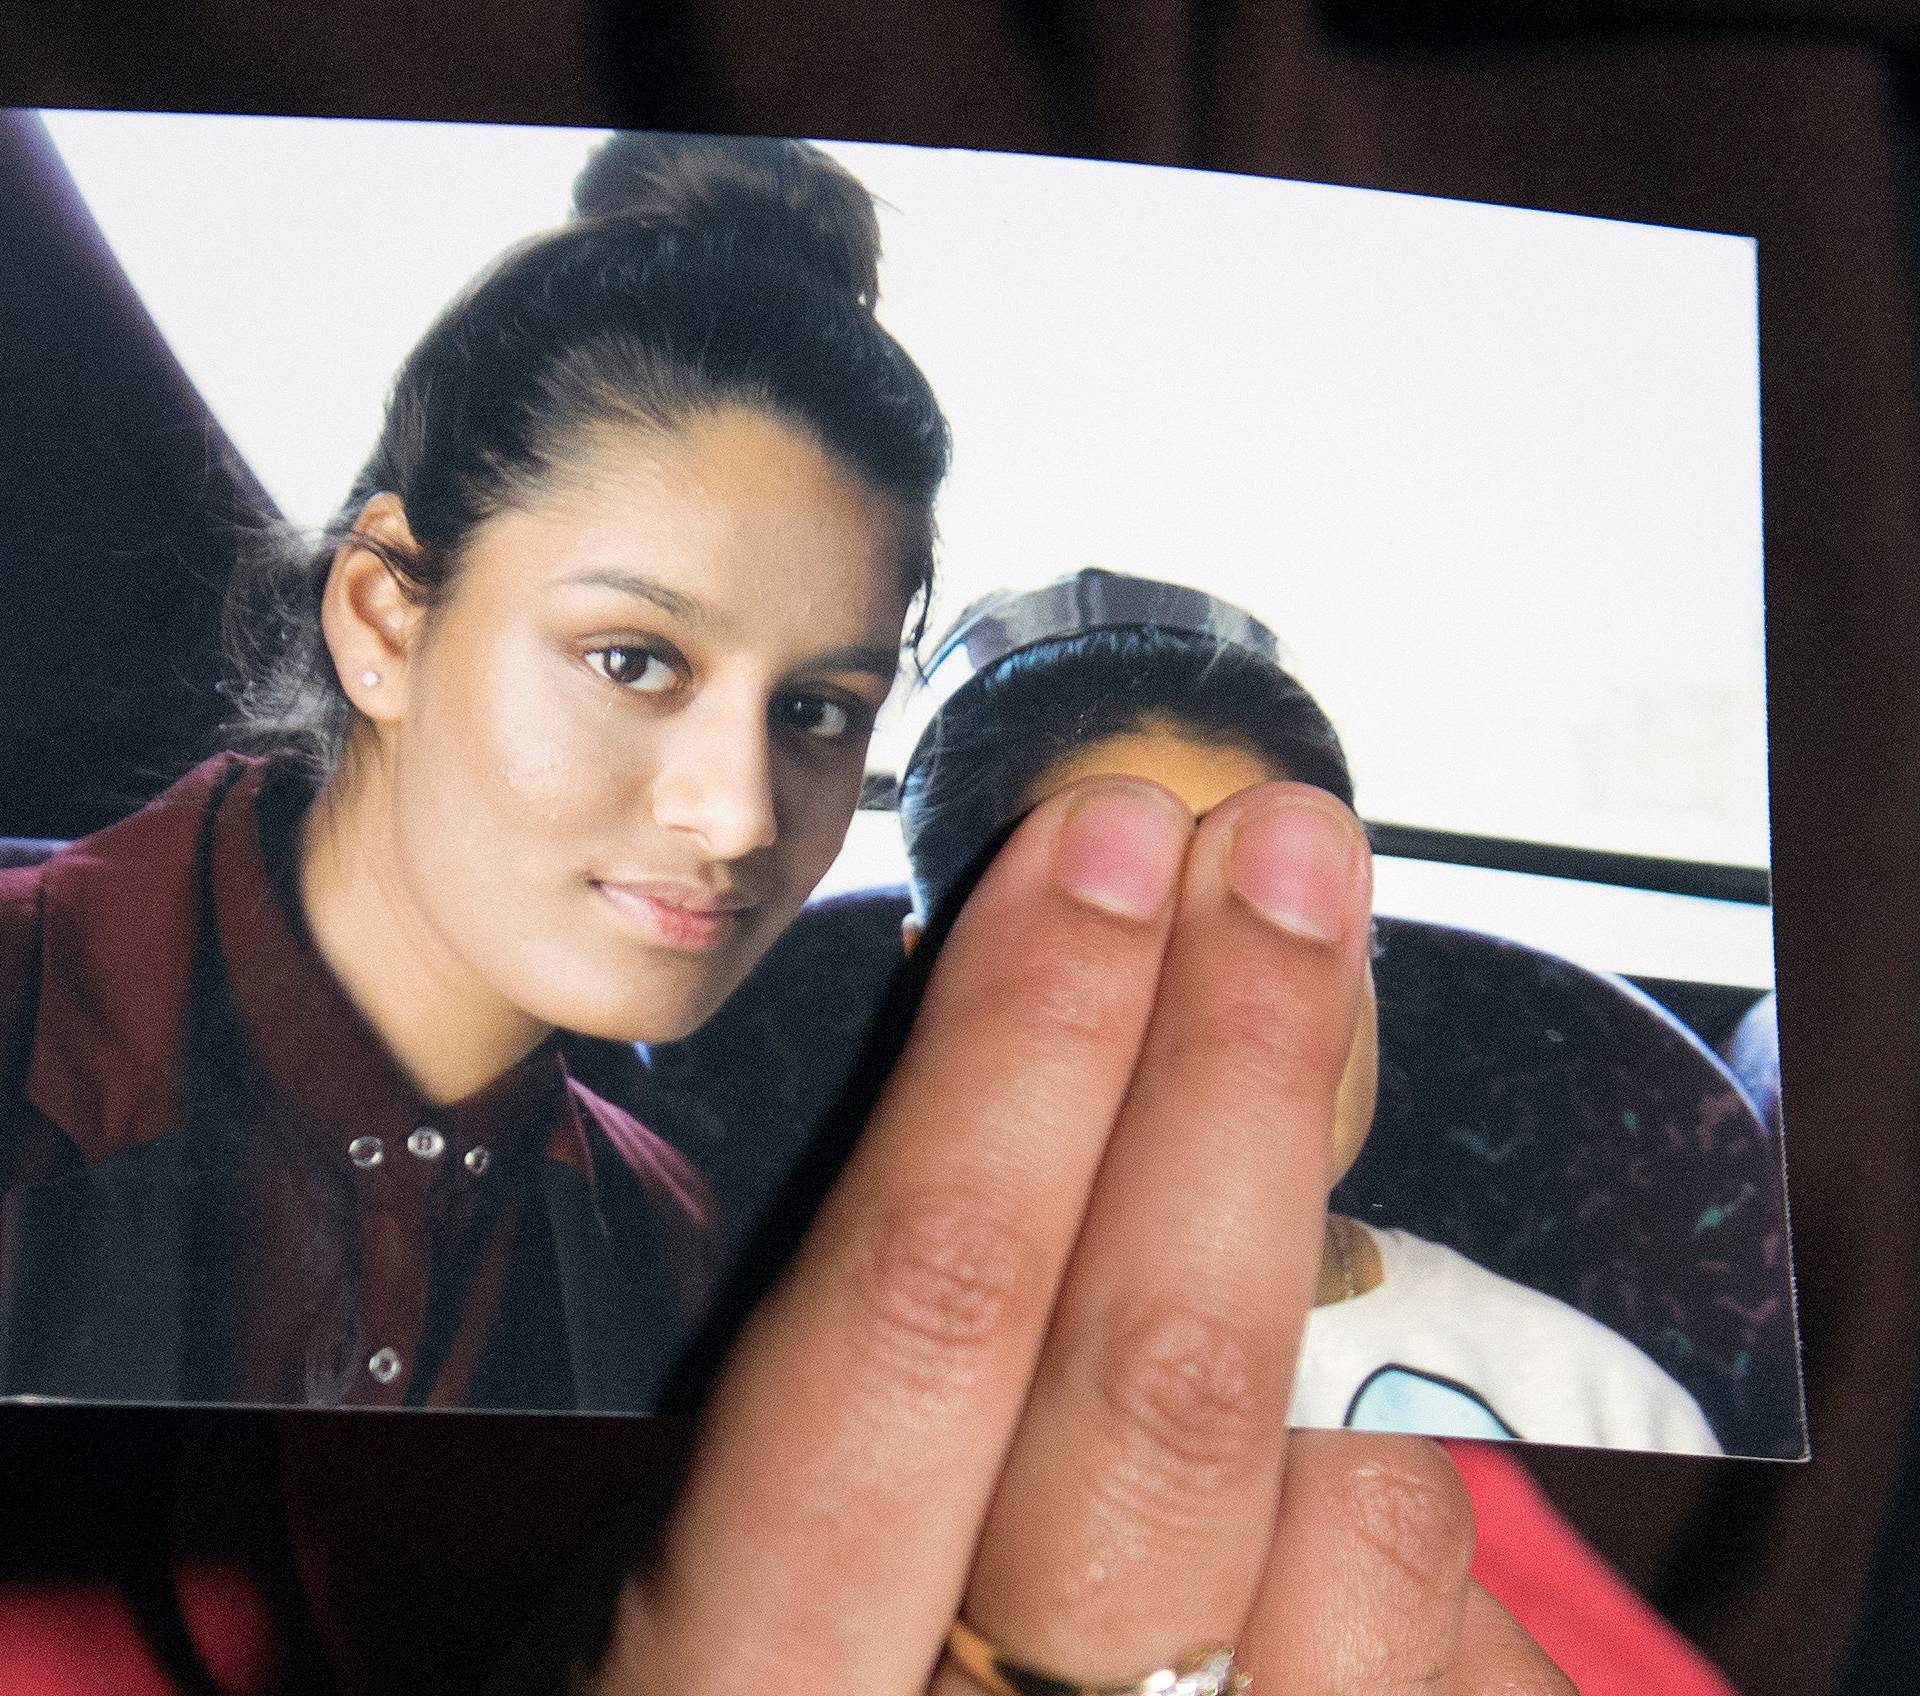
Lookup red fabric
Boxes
[0,1440,1739,1694]
[0,1564,276,1696]
[1449,1441,1740,1696]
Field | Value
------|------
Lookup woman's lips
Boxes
[592,881,752,952]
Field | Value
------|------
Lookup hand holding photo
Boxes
[889,570,1729,1455]
[0,110,1796,1462]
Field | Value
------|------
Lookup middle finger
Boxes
[946,782,1373,1689]
[617,778,1194,1694]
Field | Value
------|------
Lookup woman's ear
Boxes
[321,493,428,726]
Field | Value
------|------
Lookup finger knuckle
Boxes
[1095,1298,1282,1480]
[1015,930,1151,1049]
[1151,984,1345,1103]
[847,1186,1039,1374]
[933,921,1143,1048]
[1334,1443,1477,1607]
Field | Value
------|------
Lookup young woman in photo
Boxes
[0,135,1601,1696]
[0,131,951,1411]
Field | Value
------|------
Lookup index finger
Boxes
[947,782,1374,1685]
[600,777,1194,1694]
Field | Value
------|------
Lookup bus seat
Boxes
[638,888,916,1239]
[646,888,1798,1457]
[1720,990,1783,1135]
[1353,919,1796,1458]
[0,840,63,870]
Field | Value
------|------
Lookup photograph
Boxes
[0,107,1798,1458]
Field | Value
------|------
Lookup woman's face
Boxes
[1029,720,1380,1183]
[360,407,913,1045]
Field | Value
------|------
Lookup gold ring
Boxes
[944,1620,1251,1696]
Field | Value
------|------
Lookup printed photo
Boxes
[0,110,1799,1457]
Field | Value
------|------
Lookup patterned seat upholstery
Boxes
[1352,921,1797,1458]
[1720,990,1783,1136]
[646,887,1800,1457]
[636,889,917,1268]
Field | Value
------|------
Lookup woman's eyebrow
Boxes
[806,644,903,684]
[558,570,898,681]
[559,569,722,630]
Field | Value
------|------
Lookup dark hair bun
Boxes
[571,132,883,307]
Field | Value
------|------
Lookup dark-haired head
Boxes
[899,618,1354,929]
[222,133,949,778]
[896,597,1380,1186]
[217,135,953,1057]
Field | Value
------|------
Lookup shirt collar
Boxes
[28,753,576,1173]
[209,758,569,1166]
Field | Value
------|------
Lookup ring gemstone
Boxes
[1155,1649,1250,1696]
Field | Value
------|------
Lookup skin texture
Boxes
[289,460,1574,1689]
[298,407,911,1103]
[588,777,1573,1696]
[1022,724,1380,1198]
[906,719,1385,1304]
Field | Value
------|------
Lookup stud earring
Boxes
[360,669,382,687]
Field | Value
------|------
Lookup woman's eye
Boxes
[587,646,678,693]
[777,694,859,741]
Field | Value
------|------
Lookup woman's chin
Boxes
[504,904,796,1048]
[530,975,740,1050]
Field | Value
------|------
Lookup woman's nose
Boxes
[650,698,779,860]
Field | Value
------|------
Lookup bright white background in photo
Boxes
[41,112,1771,985]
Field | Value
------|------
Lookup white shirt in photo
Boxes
[1291,1223,1723,1455]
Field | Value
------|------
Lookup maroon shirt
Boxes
[0,754,714,1411]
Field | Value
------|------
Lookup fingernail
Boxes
[1052,783,1190,919]
[1229,797,1360,942]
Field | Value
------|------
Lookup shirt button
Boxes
[367,1347,403,1385]
[407,1125,446,1160]
[347,1135,384,1169]
[463,1145,492,1176]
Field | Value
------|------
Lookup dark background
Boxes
[2,4,1918,1692]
